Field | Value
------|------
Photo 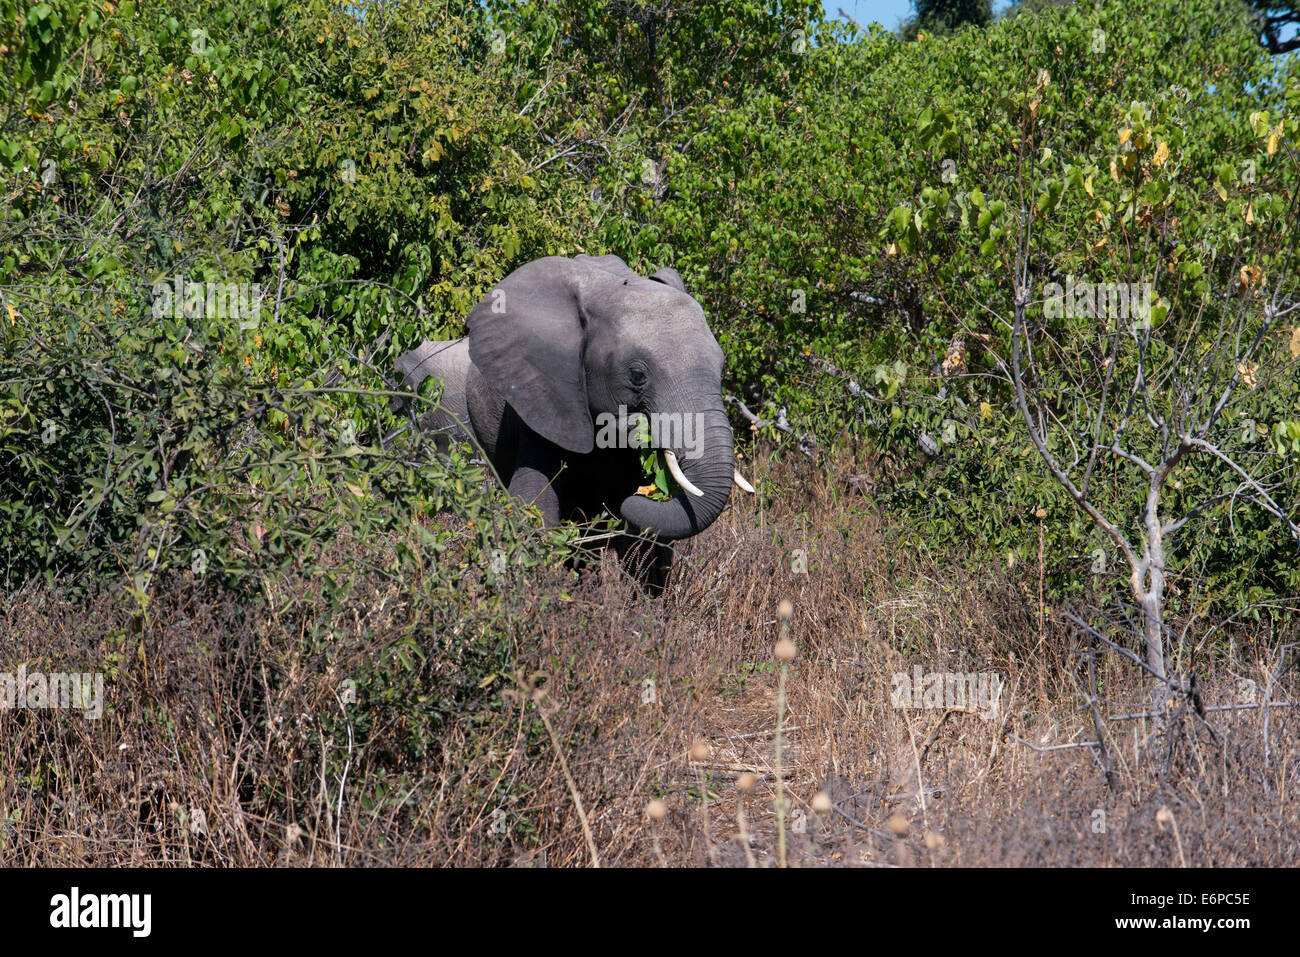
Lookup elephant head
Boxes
[466,254,737,541]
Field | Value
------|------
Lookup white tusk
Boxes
[733,467,756,494]
[663,450,705,497]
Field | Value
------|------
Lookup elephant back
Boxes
[394,338,474,452]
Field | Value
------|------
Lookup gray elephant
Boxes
[393,254,753,590]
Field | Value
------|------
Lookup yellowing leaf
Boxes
[941,339,966,375]
[1118,128,1132,145]
[1237,361,1259,390]
[1289,325,1300,360]
[1152,141,1169,167]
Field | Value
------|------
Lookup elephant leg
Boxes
[507,428,563,527]
[615,535,674,596]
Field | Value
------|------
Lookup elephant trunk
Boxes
[618,404,734,541]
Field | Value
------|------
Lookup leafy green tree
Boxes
[901,0,993,40]
[596,0,1299,621]
[0,0,576,590]
[1005,0,1300,55]
[1001,0,1076,20]
[1245,1,1300,53]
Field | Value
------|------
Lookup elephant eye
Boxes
[629,367,647,387]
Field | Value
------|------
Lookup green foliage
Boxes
[0,0,570,621]
[1,0,1297,627]
[902,0,994,41]
[593,0,1300,607]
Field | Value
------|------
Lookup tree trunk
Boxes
[1135,485,1169,716]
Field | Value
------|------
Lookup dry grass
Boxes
[2,449,1296,866]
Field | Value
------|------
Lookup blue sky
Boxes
[828,0,1014,32]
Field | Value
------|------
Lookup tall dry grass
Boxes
[2,449,1296,866]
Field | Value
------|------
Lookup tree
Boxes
[830,0,1299,738]
[1246,1,1300,54]
[901,0,993,40]
[1001,0,1075,20]
[1001,80,1300,722]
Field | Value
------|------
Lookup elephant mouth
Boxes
[660,450,755,497]
[616,405,755,541]
[629,447,755,501]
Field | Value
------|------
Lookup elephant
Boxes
[393,253,753,591]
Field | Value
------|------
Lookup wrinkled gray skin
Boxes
[394,254,735,590]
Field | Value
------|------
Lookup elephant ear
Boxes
[467,257,595,454]
[648,266,686,292]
